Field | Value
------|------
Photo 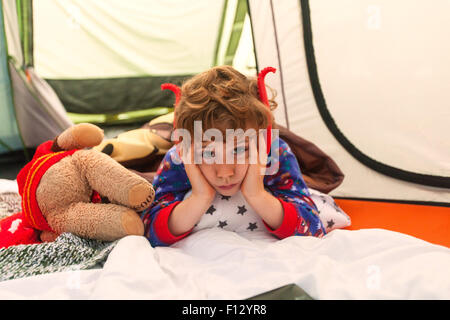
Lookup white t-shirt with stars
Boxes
[183,190,266,235]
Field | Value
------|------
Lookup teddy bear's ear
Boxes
[50,135,65,152]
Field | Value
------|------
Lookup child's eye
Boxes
[203,149,215,158]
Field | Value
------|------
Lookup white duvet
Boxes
[0,227,449,300]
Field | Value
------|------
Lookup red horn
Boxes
[161,83,181,131]
[257,67,276,155]
[161,83,181,105]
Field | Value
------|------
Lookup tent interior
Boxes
[0,0,448,289]
[31,0,257,121]
[0,0,450,300]
[0,0,257,175]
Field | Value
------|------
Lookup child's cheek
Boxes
[235,164,250,181]
[197,163,216,183]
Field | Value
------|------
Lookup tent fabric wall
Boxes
[32,0,227,114]
[247,0,289,128]
[33,0,225,78]
[31,0,256,115]
[1,0,72,154]
[303,0,450,185]
[8,62,72,148]
[248,0,449,204]
[0,0,23,154]
[26,67,73,131]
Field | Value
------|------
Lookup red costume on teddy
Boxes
[0,140,100,249]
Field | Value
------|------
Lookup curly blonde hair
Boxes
[175,65,277,136]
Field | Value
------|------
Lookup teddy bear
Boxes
[0,123,155,248]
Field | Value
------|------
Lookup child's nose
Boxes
[216,164,235,180]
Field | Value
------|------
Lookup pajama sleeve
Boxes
[140,146,193,247]
[263,138,326,239]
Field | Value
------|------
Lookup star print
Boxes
[327,219,335,229]
[247,222,258,231]
[332,201,342,212]
[206,205,216,215]
[218,220,228,228]
[237,205,247,215]
[221,195,231,201]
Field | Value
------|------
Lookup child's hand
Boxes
[240,138,284,230]
[168,143,216,237]
[240,139,267,202]
[178,143,216,202]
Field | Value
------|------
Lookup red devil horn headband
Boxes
[257,67,276,155]
[257,67,276,108]
[161,83,181,128]
[161,83,181,105]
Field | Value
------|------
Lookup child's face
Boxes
[197,137,251,197]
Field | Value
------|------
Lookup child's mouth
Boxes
[217,183,237,191]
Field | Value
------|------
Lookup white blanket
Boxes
[0,227,449,300]
[0,179,18,194]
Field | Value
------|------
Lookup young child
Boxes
[141,66,325,247]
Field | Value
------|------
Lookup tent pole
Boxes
[245,0,259,73]
[19,0,33,67]
[223,0,247,66]
[213,0,229,66]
